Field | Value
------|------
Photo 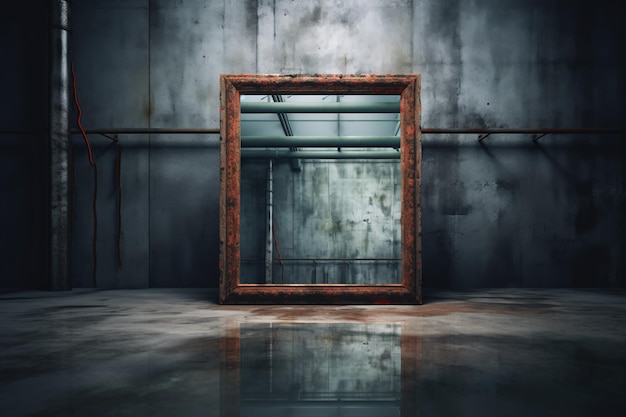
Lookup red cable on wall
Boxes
[71,62,95,167]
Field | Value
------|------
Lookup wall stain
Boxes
[244,0,258,31]
[338,9,358,30]
[378,193,391,216]
[363,223,371,254]
[324,220,343,237]
[496,179,519,193]
[311,5,322,23]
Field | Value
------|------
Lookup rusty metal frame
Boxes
[219,74,421,304]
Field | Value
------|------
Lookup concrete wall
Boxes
[241,159,402,285]
[1,0,624,289]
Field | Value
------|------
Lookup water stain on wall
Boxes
[244,0,258,30]
[324,220,343,237]
[378,193,391,216]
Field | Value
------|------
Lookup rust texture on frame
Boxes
[219,74,422,304]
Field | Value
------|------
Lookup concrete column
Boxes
[49,0,70,290]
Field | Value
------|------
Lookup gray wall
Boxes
[241,160,403,285]
[1,0,624,289]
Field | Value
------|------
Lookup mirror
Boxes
[220,75,421,304]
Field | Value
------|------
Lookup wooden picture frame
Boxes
[220,74,421,304]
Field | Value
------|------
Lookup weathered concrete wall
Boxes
[1,0,624,288]
[241,160,402,285]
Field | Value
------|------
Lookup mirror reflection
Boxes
[239,95,402,285]
[221,322,417,417]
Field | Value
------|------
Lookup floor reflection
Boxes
[220,322,419,417]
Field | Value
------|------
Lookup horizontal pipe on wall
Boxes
[70,128,221,134]
[420,128,626,134]
[2,127,624,136]
[241,135,400,148]
[241,149,400,159]
[240,102,400,113]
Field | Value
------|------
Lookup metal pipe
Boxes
[242,149,400,159]
[420,127,626,134]
[241,135,401,148]
[70,127,220,134]
[0,126,611,136]
[49,0,71,291]
[271,95,294,136]
[240,102,400,113]
[265,160,273,284]
[2,126,621,139]
[271,95,301,172]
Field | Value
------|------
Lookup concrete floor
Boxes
[1,289,625,417]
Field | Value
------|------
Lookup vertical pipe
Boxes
[336,95,341,152]
[49,0,71,291]
[265,160,273,284]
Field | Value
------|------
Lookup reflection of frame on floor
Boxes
[219,74,422,304]
[219,321,421,417]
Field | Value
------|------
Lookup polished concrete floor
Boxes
[1,288,625,416]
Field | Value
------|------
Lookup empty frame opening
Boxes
[240,94,402,285]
